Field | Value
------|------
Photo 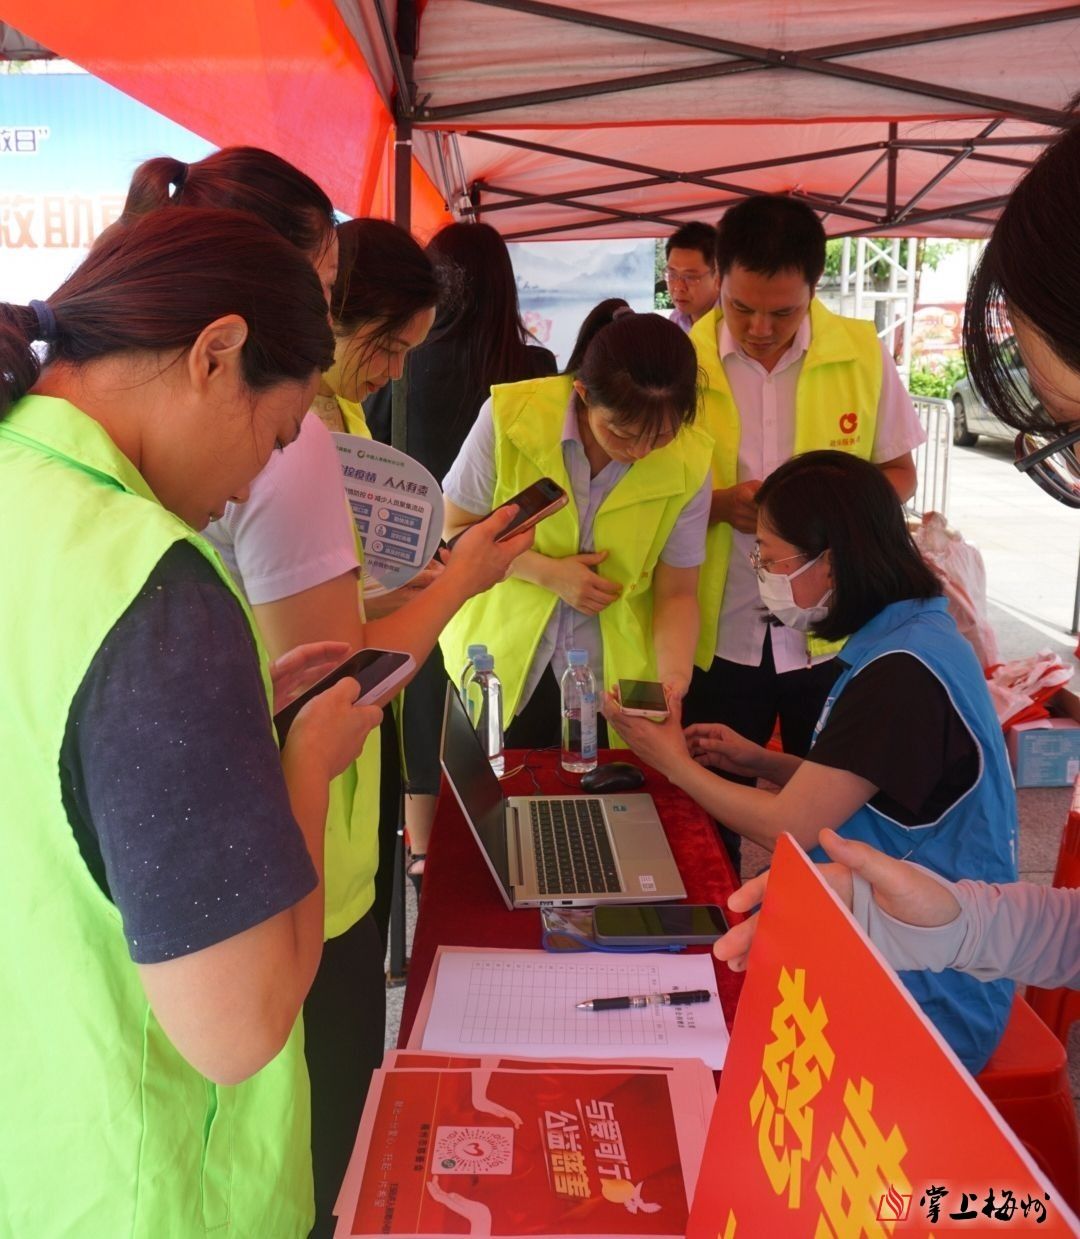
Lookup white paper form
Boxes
[418,948,730,1070]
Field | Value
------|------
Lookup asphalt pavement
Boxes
[944,435,1080,659]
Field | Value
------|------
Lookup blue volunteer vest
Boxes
[808,597,1018,1074]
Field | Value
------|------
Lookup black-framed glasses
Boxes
[1014,426,1080,509]
[663,266,715,287]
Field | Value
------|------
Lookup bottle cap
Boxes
[473,653,495,672]
[567,649,589,666]
[466,643,488,659]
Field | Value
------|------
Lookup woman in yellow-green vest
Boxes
[0,210,384,1236]
[441,301,714,748]
[120,154,526,1238]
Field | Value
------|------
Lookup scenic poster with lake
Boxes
[509,240,656,368]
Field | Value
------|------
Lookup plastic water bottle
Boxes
[560,649,598,774]
[460,643,488,722]
[467,653,504,777]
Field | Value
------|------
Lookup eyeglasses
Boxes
[1014,425,1080,509]
[748,545,809,580]
[663,266,715,287]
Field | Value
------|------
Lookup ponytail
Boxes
[563,298,632,374]
[121,155,189,216]
[0,304,43,417]
[122,147,334,263]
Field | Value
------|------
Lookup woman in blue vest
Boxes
[606,449,1018,1073]
[440,304,715,749]
[0,208,382,1235]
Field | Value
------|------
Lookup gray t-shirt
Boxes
[61,542,317,964]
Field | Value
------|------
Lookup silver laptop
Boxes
[439,684,686,909]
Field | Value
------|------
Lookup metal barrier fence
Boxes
[906,394,953,520]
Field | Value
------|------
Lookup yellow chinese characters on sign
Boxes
[687,836,1075,1237]
[815,1077,910,1237]
[749,966,835,1209]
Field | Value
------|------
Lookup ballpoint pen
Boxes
[576,988,712,1011]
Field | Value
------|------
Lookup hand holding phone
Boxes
[593,904,729,947]
[273,647,415,742]
[616,678,670,721]
[445,478,568,551]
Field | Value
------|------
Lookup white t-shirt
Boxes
[713,315,927,673]
[205,411,360,605]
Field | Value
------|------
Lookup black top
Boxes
[364,338,558,482]
[60,542,317,964]
[807,652,980,827]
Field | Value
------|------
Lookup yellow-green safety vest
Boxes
[322,393,381,938]
[689,299,882,667]
[0,395,312,1236]
[439,375,714,730]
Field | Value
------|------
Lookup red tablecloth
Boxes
[398,749,745,1046]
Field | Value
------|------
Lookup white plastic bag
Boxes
[986,652,1073,727]
[912,511,1000,669]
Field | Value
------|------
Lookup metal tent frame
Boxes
[360,1,1077,241]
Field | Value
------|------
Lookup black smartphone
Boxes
[273,648,414,742]
[592,904,729,947]
[617,678,669,719]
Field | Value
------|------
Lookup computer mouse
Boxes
[580,761,645,794]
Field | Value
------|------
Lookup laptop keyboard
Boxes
[529,798,622,895]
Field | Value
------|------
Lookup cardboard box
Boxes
[1007,717,1080,787]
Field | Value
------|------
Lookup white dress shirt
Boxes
[714,314,927,673]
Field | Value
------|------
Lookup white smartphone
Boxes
[274,647,414,741]
[617,678,669,720]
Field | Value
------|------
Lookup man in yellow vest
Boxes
[664,220,721,333]
[683,196,925,865]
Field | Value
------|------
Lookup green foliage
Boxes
[908,357,967,399]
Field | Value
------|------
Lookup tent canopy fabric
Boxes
[0,1,450,236]
[344,0,1080,239]
[5,1,1080,239]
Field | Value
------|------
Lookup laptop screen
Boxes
[439,684,512,899]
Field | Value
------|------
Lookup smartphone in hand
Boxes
[273,647,414,741]
[617,678,669,720]
[446,477,568,550]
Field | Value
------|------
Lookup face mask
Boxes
[757,552,833,632]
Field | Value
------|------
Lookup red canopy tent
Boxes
[0,0,451,237]
[4,1,1079,239]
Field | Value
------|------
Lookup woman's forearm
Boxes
[653,593,699,691]
[278,748,330,997]
[509,548,560,591]
[667,755,787,849]
[361,571,476,670]
[756,747,804,787]
[667,751,872,853]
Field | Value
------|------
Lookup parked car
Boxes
[948,337,1037,447]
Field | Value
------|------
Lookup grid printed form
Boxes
[460,957,669,1047]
